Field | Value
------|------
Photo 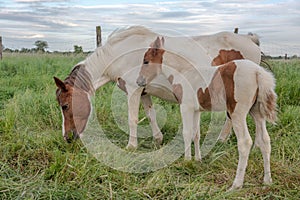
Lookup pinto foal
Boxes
[137,37,277,190]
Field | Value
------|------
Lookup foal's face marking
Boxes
[211,49,244,66]
[137,37,184,104]
[136,37,165,87]
[54,77,91,142]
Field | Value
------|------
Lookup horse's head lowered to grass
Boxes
[54,64,94,143]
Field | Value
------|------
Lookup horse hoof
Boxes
[264,177,272,185]
[194,157,202,162]
[154,136,163,145]
[227,183,243,192]
[126,144,137,151]
[184,156,192,161]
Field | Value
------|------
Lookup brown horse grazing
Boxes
[54,65,94,142]
[54,26,262,147]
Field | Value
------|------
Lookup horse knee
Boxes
[238,137,253,154]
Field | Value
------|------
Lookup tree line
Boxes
[3,40,84,54]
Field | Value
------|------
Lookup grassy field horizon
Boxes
[0,53,299,199]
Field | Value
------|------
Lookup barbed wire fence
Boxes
[1,26,299,59]
[261,42,300,58]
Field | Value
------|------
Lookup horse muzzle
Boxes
[64,130,80,143]
[136,76,146,87]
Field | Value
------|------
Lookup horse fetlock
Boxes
[184,155,192,161]
[229,181,243,191]
[264,175,272,185]
[194,153,202,162]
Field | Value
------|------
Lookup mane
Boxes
[107,25,156,45]
[64,64,95,94]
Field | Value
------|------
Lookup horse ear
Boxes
[153,37,161,49]
[161,37,165,47]
[54,77,67,92]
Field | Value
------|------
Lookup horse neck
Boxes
[100,35,157,81]
[83,46,112,90]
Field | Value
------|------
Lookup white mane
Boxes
[107,25,156,45]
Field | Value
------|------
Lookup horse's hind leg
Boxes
[180,105,195,160]
[218,114,232,142]
[193,111,201,161]
[230,111,253,190]
[141,94,163,145]
[250,105,272,185]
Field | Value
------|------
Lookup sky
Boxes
[0,0,299,56]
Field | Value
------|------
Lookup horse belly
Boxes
[145,85,178,103]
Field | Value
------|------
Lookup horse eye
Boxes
[62,104,69,111]
[143,60,149,65]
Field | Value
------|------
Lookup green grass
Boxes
[0,54,299,199]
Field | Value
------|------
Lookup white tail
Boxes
[256,68,277,123]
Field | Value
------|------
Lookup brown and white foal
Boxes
[137,37,277,190]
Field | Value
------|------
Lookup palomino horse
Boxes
[136,37,277,190]
[54,26,261,148]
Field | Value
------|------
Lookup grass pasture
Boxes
[0,53,299,199]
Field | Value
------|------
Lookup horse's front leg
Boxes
[126,89,142,150]
[141,94,163,145]
[180,105,195,160]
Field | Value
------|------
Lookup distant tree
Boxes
[34,40,48,52]
[74,45,83,54]
[4,48,13,53]
[31,48,38,53]
[291,55,298,59]
[20,48,31,53]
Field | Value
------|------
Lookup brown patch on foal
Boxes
[117,77,128,95]
[197,87,212,110]
[219,62,237,114]
[197,62,237,113]
[172,84,183,104]
[211,49,244,66]
[168,75,183,104]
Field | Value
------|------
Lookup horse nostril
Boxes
[67,138,72,143]
[64,136,72,143]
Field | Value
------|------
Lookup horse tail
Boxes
[256,67,277,123]
[248,32,260,46]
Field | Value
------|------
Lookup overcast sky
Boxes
[0,0,299,55]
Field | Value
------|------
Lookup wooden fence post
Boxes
[0,36,2,60]
[234,28,239,34]
[96,26,102,47]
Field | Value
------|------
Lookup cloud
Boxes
[21,34,45,39]
[0,0,299,55]
[49,19,78,27]
[14,0,68,2]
